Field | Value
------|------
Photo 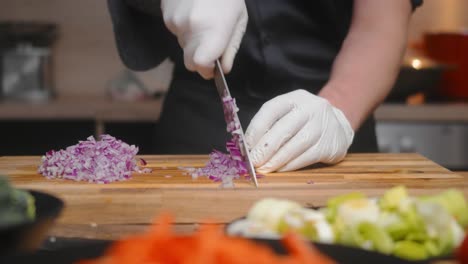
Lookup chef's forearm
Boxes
[319,0,412,131]
[124,0,162,16]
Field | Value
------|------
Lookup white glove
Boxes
[245,89,355,173]
[161,0,248,79]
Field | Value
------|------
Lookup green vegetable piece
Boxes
[405,232,430,242]
[400,207,426,234]
[276,211,319,241]
[0,175,36,227]
[393,241,428,261]
[379,186,408,211]
[338,222,365,248]
[277,218,290,234]
[0,176,13,204]
[424,240,440,257]
[436,227,455,256]
[358,222,394,255]
[300,222,318,241]
[326,192,365,222]
[333,216,345,238]
[413,200,461,257]
[25,192,36,220]
[420,189,468,228]
[385,221,411,241]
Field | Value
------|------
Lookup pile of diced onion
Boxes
[181,95,249,187]
[38,134,151,184]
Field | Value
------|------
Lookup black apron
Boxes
[153,0,378,154]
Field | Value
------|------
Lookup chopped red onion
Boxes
[139,158,147,166]
[38,134,151,183]
[181,95,252,187]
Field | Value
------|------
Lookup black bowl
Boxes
[0,190,64,254]
[0,238,111,264]
[0,220,453,264]
[225,218,453,264]
[252,238,426,264]
[0,237,428,264]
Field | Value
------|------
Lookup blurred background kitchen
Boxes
[0,0,467,169]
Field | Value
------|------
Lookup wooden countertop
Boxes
[1,153,467,240]
[1,96,468,123]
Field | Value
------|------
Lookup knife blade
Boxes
[214,60,259,188]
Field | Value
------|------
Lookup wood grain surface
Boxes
[1,153,466,240]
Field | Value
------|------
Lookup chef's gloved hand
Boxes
[161,0,248,79]
[245,89,354,173]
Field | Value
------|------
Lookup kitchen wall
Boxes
[0,0,467,98]
[408,0,468,42]
[0,0,123,97]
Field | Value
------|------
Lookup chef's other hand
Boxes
[245,89,354,173]
[161,0,247,79]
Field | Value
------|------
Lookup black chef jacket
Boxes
[108,0,423,154]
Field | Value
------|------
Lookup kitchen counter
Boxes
[2,97,468,124]
[1,153,467,240]
[0,96,162,121]
[0,96,163,135]
[375,103,468,170]
[375,103,468,122]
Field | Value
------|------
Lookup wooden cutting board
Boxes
[1,153,466,240]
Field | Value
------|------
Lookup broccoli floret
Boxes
[0,176,36,227]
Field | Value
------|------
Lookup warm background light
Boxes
[411,59,422,70]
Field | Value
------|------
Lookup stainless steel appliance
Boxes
[0,22,57,102]
[376,121,468,170]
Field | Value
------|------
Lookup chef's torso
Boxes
[156,0,379,154]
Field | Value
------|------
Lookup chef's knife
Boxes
[214,60,259,188]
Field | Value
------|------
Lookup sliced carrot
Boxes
[76,213,336,264]
[192,224,220,264]
[282,233,336,264]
